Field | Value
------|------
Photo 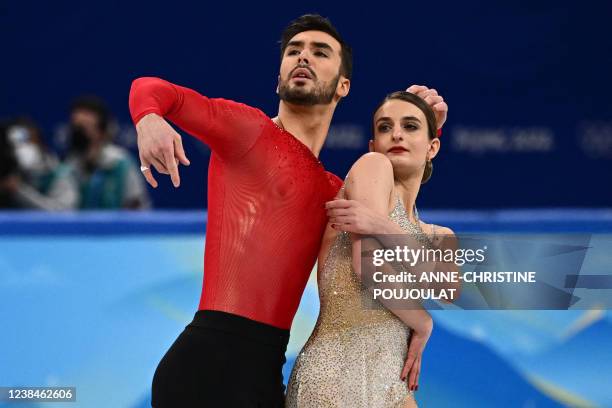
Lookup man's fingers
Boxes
[326,208,352,217]
[406,85,428,94]
[433,101,449,129]
[433,101,448,112]
[151,157,170,175]
[329,216,351,224]
[163,149,180,188]
[142,151,167,180]
[325,199,353,210]
[140,159,158,188]
[424,95,444,106]
[144,170,158,188]
[416,90,438,101]
[174,134,190,166]
[423,88,438,96]
[330,222,351,231]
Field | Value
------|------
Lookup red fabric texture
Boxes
[130,77,342,328]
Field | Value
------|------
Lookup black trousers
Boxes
[152,310,289,407]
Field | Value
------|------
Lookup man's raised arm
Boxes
[128,76,267,187]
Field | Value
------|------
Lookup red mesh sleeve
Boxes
[129,76,267,160]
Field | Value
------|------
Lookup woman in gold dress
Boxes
[286,91,459,407]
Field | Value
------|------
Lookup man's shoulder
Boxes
[324,171,343,191]
[325,170,342,183]
[210,98,269,123]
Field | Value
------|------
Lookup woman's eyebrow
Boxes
[376,116,422,123]
[401,116,422,123]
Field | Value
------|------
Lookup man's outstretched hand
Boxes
[406,85,448,129]
[135,113,190,188]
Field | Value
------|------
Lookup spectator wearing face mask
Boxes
[65,96,151,209]
[0,117,78,210]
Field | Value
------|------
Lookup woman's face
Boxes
[370,99,438,176]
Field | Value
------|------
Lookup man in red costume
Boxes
[129,14,447,407]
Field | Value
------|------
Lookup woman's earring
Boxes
[422,159,433,184]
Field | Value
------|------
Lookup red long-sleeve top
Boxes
[129,77,342,329]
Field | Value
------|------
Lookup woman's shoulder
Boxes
[345,152,393,182]
[350,151,392,170]
[418,222,457,248]
[343,152,395,208]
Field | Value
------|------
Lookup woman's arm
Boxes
[344,152,433,334]
[428,225,462,303]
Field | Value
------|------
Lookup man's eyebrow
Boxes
[311,42,333,52]
[286,40,334,52]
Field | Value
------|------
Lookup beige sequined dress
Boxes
[286,195,432,408]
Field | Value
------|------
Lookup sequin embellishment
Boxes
[286,195,431,407]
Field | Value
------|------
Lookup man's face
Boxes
[278,30,345,106]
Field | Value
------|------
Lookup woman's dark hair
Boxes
[372,91,438,184]
[280,14,353,80]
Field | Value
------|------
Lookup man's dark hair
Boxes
[280,14,353,80]
[70,95,111,133]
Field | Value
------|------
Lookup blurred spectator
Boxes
[65,95,150,209]
[0,121,19,208]
[0,118,78,210]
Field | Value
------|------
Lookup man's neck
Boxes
[274,100,336,158]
